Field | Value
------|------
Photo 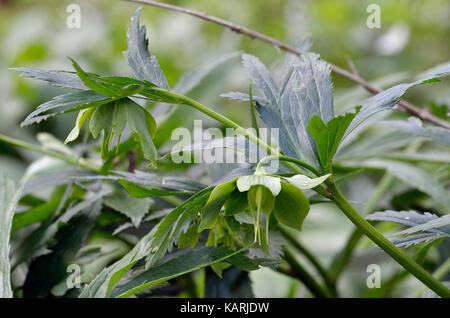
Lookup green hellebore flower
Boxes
[198,171,330,245]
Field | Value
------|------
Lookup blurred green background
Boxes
[0,0,449,297]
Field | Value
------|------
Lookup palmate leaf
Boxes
[228,53,449,173]
[111,246,259,298]
[69,59,159,98]
[366,210,450,247]
[242,54,279,106]
[226,53,334,170]
[124,7,169,90]
[145,188,213,268]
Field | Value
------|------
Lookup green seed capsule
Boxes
[247,185,275,244]
[247,185,275,216]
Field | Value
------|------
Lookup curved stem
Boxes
[281,248,331,298]
[257,154,322,177]
[279,227,337,297]
[160,93,333,199]
[330,174,395,281]
[328,182,450,297]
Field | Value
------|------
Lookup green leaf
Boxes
[285,173,331,189]
[65,107,96,144]
[89,101,123,158]
[242,54,279,106]
[21,90,112,127]
[104,193,153,228]
[237,174,281,196]
[71,59,136,97]
[13,188,110,269]
[88,98,157,163]
[345,63,450,137]
[80,172,203,197]
[10,67,87,90]
[366,210,450,247]
[0,174,22,298]
[383,117,450,146]
[273,182,310,231]
[12,186,65,232]
[198,179,237,231]
[178,224,200,249]
[240,53,334,169]
[118,180,192,198]
[224,189,248,216]
[79,232,155,298]
[391,215,450,237]
[308,112,357,172]
[124,8,169,90]
[126,98,158,164]
[146,188,213,268]
[110,246,256,298]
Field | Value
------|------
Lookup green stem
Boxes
[281,248,331,298]
[257,154,321,177]
[328,182,450,298]
[330,141,420,283]
[330,174,395,281]
[415,258,450,298]
[249,84,259,139]
[279,227,337,297]
[0,133,101,173]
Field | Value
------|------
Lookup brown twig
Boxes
[125,0,450,129]
[346,55,360,77]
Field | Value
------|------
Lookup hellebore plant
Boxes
[1,7,450,299]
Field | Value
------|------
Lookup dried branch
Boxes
[346,55,360,77]
[125,0,450,129]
